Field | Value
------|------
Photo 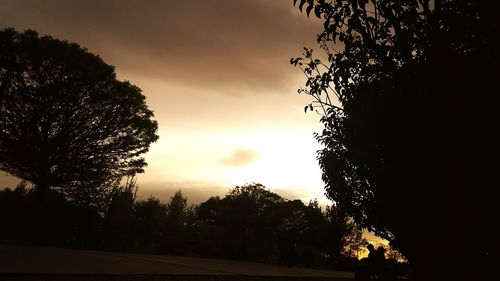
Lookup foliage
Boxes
[0,28,158,201]
[165,190,189,227]
[292,0,498,279]
[160,190,195,255]
[103,178,138,249]
[133,196,167,247]
[1,181,367,268]
[384,246,407,263]
[0,181,101,246]
[64,176,137,214]
[196,183,361,266]
[197,183,284,260]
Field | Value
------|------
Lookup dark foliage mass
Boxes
[0,28,158,204]
[0,182,378,271]
[293,0,499,279]
[0,181,102,247]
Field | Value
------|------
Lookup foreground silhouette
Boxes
[293,1,499,279]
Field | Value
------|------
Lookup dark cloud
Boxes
[220,149,259,167]
[0,0,322,94]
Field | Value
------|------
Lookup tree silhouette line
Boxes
[1,181,398,271]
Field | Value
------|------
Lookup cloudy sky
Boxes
[0,0,331,205]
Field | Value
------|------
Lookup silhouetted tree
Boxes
[385,246,406,263]
[276,200,308,266]
[132,196,167,247]
[293,0,498,279]
[0,181,34,242]
[226,183,284,260]
[0,181,101,246]
[322,205,348,261]
[300,200,325,266]
[64,176,127,215]
[1,177,365,260]
[104,177,137,250]
[197,196,223,224]
[160,190,192,255]
[341,221,367,259]
[197,183,284,260]
[0,28,158,208]
[165,190,189,225]
[196,196,226,257]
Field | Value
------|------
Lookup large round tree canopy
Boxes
[0,28,159,189]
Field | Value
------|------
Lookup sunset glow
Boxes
[0,0,329,204]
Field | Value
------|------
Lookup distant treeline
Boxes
[0,181,390,270]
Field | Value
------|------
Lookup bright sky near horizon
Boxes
[0,0,332,205]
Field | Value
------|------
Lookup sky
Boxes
[0,0,331,205]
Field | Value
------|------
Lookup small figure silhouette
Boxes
[364,244,387,279]
[354,244,377,280]
[376,246,386,263]
[367,244,378,278]
[375,246,387,278]
[367,244,376,260]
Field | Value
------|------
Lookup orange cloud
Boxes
[220,149,260,167]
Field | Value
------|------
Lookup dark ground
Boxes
[0,244,353,281]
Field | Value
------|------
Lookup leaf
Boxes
[314,5,322,18]
[299,0,307,12]
[306,4,313,17]
[304,105,309,113]
[339,32,345,42]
